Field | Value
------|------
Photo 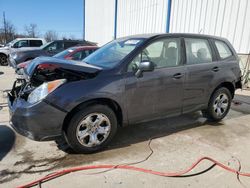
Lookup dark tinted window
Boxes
[185,38,212,64]
[214,40,233,59]
[64,42,79,49]
[30,40,43,47]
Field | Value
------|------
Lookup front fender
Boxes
[45,74,126,118]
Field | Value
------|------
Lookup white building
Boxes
[84,0,250,55]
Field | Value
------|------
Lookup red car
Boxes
[17,46,99,70]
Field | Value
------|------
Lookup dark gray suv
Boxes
[8,34,242,153]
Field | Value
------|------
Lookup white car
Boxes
[0,38,47,65]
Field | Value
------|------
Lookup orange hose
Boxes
[17,156,250,188]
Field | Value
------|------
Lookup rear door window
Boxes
[214,40,233,59]
[30,40,43,47]
[185,38,212,64]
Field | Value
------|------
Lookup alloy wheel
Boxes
[76,113,111,147]
[213,93,229,117]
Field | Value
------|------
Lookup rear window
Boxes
[30,40,43,47]
[64,42,79,49]
[214,40,233,59]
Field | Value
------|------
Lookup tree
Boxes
[24,23,39,37]
[0,12,16,43]
[44,30,58,42]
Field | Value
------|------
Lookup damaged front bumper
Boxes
[8,81,66,141]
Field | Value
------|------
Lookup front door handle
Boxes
[212,66,220,72]
[173,73,183,79]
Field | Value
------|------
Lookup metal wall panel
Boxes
[117,0,168,38]
[170,0,250,54]
[85,0,115,46]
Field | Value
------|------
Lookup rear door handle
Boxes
[212,66,220,72]
[173,73,183,79]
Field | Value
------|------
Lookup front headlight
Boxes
[11,53,18,59]
[27,79,66,104]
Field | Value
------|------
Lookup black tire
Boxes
[65,104,118,154]
[202,87,232,122]
[55,135,75,154]
[0,54,8,66]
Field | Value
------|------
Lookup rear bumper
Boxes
[8,93,66,141]
[235,77,242,89]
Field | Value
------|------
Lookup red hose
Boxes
[17,156,250,188]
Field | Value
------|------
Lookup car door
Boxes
[183,37,220,113]
[125,37,185,124]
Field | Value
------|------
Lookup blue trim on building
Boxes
[83,0,86,40]
[166,0,172,33]
[114,0,118,39]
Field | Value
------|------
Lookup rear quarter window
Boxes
[214,40,233,59]
[30,40,43,47]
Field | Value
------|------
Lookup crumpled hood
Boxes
[25,56,102,77]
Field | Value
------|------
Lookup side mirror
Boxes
[135,61,155,78]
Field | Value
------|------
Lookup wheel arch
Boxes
[0,52,7,57]
[62,98,123,132]
[210,82,235,100]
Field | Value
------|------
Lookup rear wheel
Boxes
[64,104,118,154]
[0,54,8,66]
[202,87,232,122]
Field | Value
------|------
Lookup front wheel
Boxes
[202,87,232,122]
[65,104,118,154]
[0,54,8,66]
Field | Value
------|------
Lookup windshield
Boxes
[53,47,77,59]
[40,41,53,49]
[83,38,145,68]
[5,39,18,47]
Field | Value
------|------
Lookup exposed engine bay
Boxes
[9,63,99,103]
